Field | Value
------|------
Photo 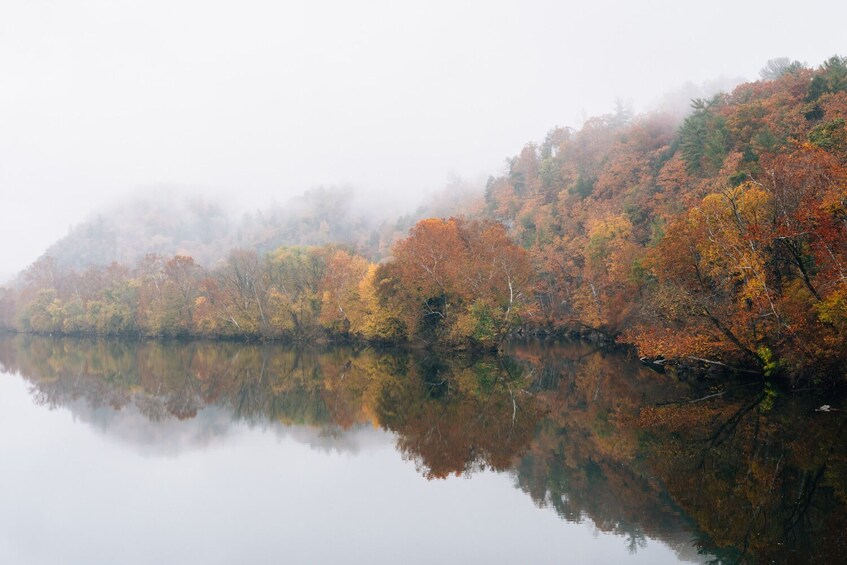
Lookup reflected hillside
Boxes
[503,341,704,560]
[0,335,700,559]
[3,336,844,561]
[0,336,546,462]
[639,385,847,563]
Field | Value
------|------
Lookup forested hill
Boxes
[3,56,847,384]
[38,181,484,271]
[481,56,847,379]
[40,187,396,270]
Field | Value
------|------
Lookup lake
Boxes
[0,335,843,564]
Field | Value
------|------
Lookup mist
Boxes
[2,0,846,279]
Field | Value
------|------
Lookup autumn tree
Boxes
[140,256,204,336]
[377,218,534,348]
[214,249,268,337]
[629,143,847,378]
[264,246,326,338]
[317,248,370,335]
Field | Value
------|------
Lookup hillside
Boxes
[35,179,484,273]
[480,56,847,380]
[38,187,381,270]
[3,56,847,383]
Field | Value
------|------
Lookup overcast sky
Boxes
[1,0,845,279]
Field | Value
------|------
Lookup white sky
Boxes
[1,0,846,279]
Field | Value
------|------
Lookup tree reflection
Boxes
[506,341,701,560]
[1,334,845,562]
[639,385,847,563]
[0,335,544,477]
[375,354,542,479]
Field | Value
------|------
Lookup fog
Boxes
[2,0,845,279]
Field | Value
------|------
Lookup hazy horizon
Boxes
[3,0,846,279]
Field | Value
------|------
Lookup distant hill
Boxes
[35,181,483,274]
[41,188,374,270]
[42,196,234,270]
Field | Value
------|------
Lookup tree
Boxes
[378,218,534,347]
[679,97,728,176]
[317,248,370,335]
[759,57,804,81]
[215,249,268,337]
[0,288,16,330]
[264,246,326,338]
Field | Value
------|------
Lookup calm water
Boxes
[0,336,843,564]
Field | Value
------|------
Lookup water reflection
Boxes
[638,384,847,563]
[1,335,843,563]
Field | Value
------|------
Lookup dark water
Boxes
[0,336,844,564]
